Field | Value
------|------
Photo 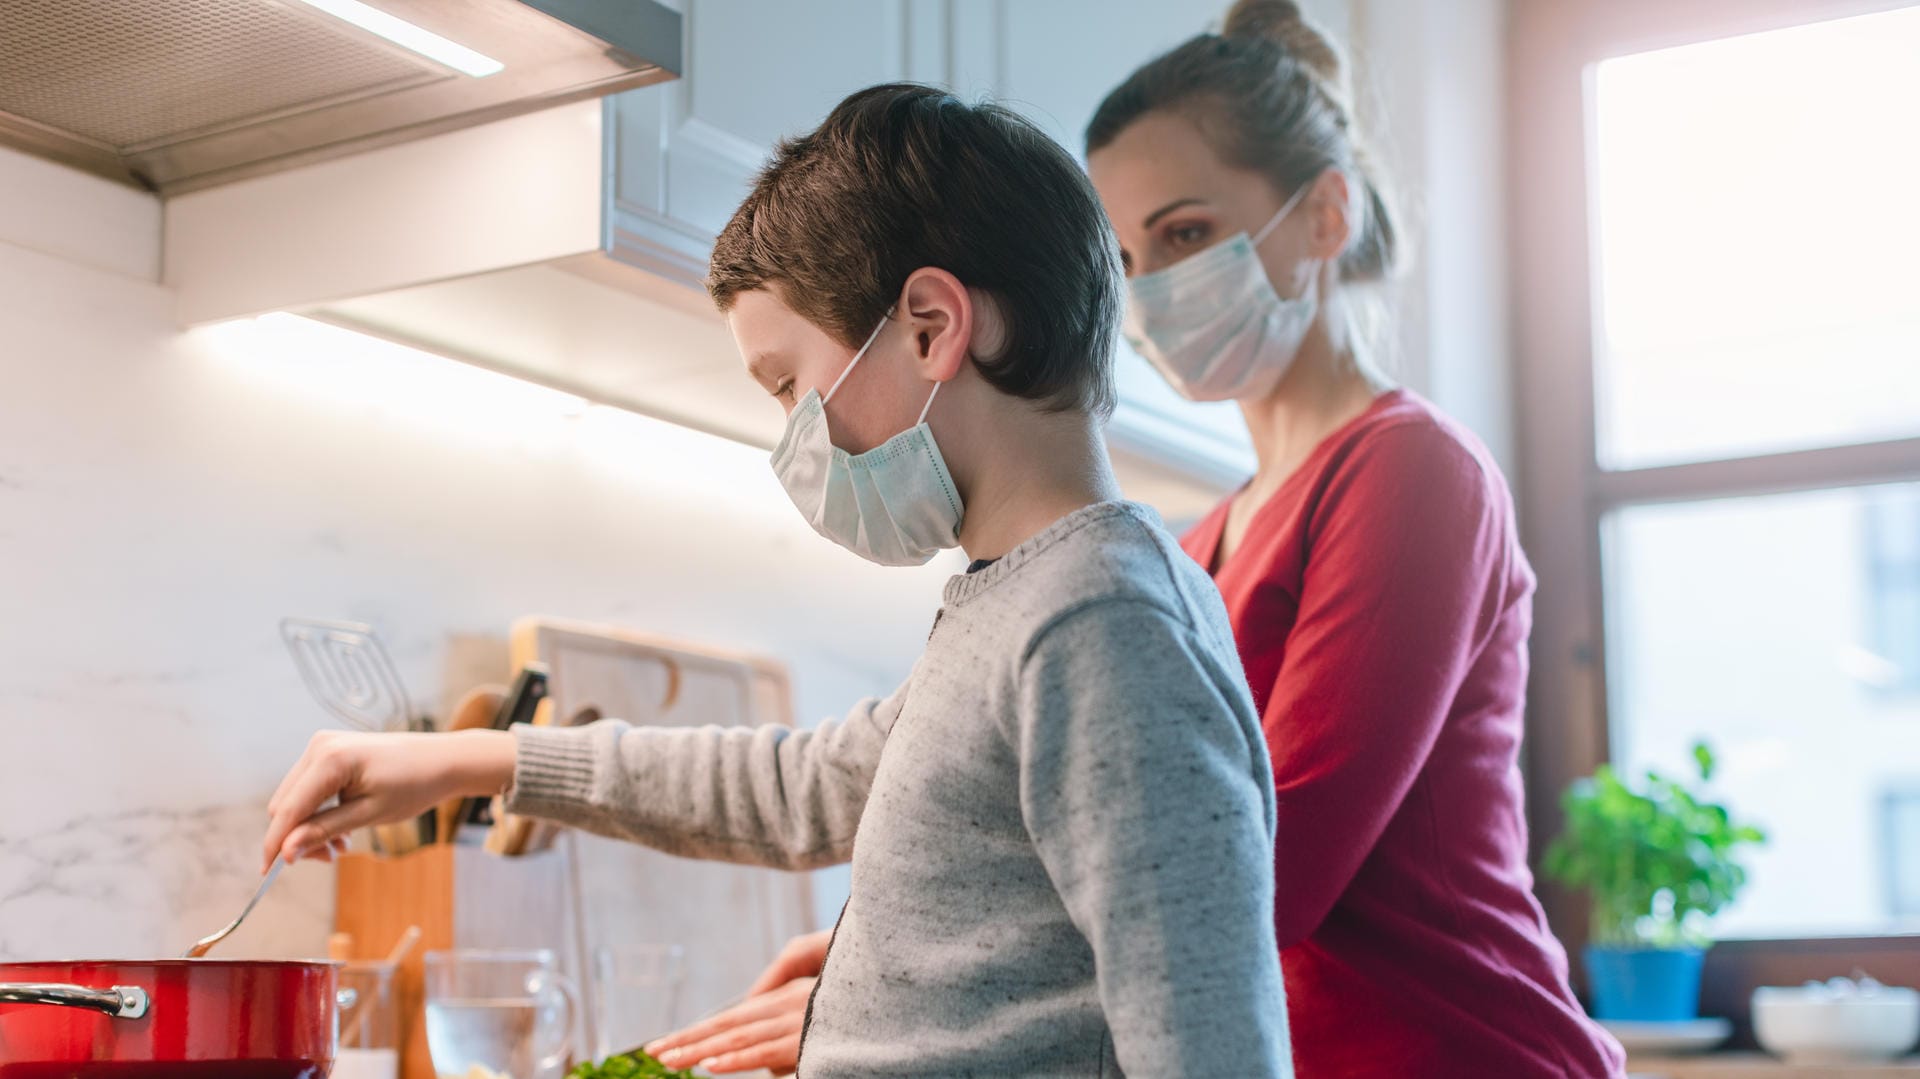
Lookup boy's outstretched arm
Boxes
[261,687,900,874]
[505,687,904,870]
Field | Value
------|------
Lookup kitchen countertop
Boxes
[1630,1054,1920,1079]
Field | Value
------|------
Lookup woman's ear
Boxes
[1307,169,1355,262]
[896,267,974,383]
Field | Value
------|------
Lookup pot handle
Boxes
[0,982,150,1019]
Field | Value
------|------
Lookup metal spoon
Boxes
[184,860,284,959]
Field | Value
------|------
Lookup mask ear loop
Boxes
[1252,178,1317,247]
[1254,173,1336,302]
[916,379,942,425]
[823,314,893,405]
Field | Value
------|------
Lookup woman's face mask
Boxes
[1121,181,1323,403]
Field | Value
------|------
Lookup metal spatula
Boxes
[279,617,414,732]
[280,617,432,852]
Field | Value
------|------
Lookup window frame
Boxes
[1509,0,1920,1046]
[1864,491,1920,697]
[1884,787,1920,919]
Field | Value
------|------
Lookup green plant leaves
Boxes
[1542,740,1765,947]
[570,1051,698,1079]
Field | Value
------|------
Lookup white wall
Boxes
[1352,0,1516,474]
[0,147,948,962]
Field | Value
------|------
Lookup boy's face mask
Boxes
[770,315,965,567]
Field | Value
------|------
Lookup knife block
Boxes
[335,841,584,1079]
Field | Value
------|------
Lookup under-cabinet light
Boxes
[294,0,505,78]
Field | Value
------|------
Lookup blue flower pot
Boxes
[1585,945,1707,1021]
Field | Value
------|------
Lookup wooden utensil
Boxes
[338,924,421,1048]
[436,685,507,844]
[516,704,603,856]
[485,703,603,857]
[375,819,420,858]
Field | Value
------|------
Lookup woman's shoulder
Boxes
[1327,389,1509,501]
[1345,389,1490,456]
[1178,390,1519,564]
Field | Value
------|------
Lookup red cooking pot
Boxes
[0,959,341,1078]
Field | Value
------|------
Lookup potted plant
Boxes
[1544,742,1767,1022]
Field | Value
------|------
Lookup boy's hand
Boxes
[261,728,515,872]
[646,929,832,1075]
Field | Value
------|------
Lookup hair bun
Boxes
[1222,0,1345,90]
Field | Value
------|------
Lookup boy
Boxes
[264,83,1290,1077]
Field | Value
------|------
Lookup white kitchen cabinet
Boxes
[607,0,1006,289]
[607,0,913,287]
[166,1,1316,513]
[609,0,1260,482]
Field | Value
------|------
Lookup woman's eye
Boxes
[1168,222,1211,248]
[774,380,796,401]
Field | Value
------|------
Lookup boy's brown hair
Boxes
[707,82,1122,417]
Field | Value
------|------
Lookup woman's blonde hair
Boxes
[1087,0,1402,363]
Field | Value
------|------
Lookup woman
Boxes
[650,2,1627,1076]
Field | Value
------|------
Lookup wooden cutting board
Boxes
[507,616,817,1058]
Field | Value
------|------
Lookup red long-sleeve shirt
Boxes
[1182,390,1626,1077]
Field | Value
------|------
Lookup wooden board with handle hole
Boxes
[504,615,817,1060]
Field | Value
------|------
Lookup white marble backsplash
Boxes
[0,188,941,965]
[0,803,334,962]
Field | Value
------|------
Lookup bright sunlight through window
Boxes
[1595,6,1920,940]
[1590,6,1920,471]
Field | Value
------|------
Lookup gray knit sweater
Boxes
[505,501,1292,1077]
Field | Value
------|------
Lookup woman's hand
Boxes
[261,728,515,872]
[647,929,833,1075]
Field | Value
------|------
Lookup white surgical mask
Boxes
[1122,182,1321,402]
[770,316,964,567]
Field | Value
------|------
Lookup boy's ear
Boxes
[896,267,973,384]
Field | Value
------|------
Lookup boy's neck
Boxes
[955,412,1120,563]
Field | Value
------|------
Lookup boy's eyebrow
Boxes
[746,351,783,385]
[1142,197,1207,229]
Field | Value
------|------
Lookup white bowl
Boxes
[1752,983,1920,1064]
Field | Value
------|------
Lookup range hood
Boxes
[0,0,680,194]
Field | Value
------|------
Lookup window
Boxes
[1885,789,1920,919]
[1585,5,1920,940]
[1512,0,1920,1009]
[1588,6,1920,471]
[1866,489,1920,694]
[1605,483,1920,938]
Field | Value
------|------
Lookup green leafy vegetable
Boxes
[1543,740,1767,948]
[569,1049,699,1079]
